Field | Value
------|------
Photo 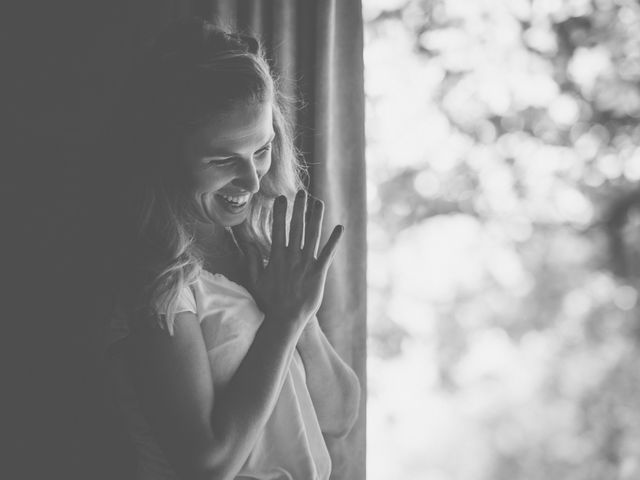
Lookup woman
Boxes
[105,18,361,480]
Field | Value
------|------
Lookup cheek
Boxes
[188,167,228,192]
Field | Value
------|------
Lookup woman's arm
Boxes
[296,316,361,438]
[128,310,305,480]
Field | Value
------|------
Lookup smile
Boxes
[215,193,251,209]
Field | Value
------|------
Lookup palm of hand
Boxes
[238,190,343,326]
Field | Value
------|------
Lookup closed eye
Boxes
[207,157,235,166]
[205,143,271,166]
[256,143,272,156]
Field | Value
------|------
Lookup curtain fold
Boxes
[307,3,367,478]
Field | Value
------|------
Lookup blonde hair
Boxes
[117,19,304,332]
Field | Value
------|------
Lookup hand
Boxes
[240,190,343,329]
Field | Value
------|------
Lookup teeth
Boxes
[219,194,250,205]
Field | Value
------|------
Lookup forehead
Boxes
[185,101,274,155]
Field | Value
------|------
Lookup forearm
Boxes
[296,317,361,437]
[207,317,304,479]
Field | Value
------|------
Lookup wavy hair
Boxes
[116,18,304,332]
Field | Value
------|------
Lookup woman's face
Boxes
[182,101,274,228]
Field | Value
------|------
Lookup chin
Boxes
[221,214,248,227]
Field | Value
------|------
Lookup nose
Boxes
[232,157,261,193]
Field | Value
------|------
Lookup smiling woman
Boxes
[183,102,274,227]
[105,18,360,480]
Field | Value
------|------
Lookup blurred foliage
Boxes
[365,1,640,479]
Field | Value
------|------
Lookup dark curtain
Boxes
[6,1,365,479]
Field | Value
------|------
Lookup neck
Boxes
[193,222,242,272]
[193,221,227,249]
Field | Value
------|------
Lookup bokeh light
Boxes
[364,0,640,478]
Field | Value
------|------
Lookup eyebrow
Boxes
[207,132,275,158]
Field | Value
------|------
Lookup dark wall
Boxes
[5,2,158,478]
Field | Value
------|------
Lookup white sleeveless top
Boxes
[106,270,331,480]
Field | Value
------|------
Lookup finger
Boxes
[316,224,344,272]
[288,189,307,250]
[271,195,287,260]
[303,198,324,261]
